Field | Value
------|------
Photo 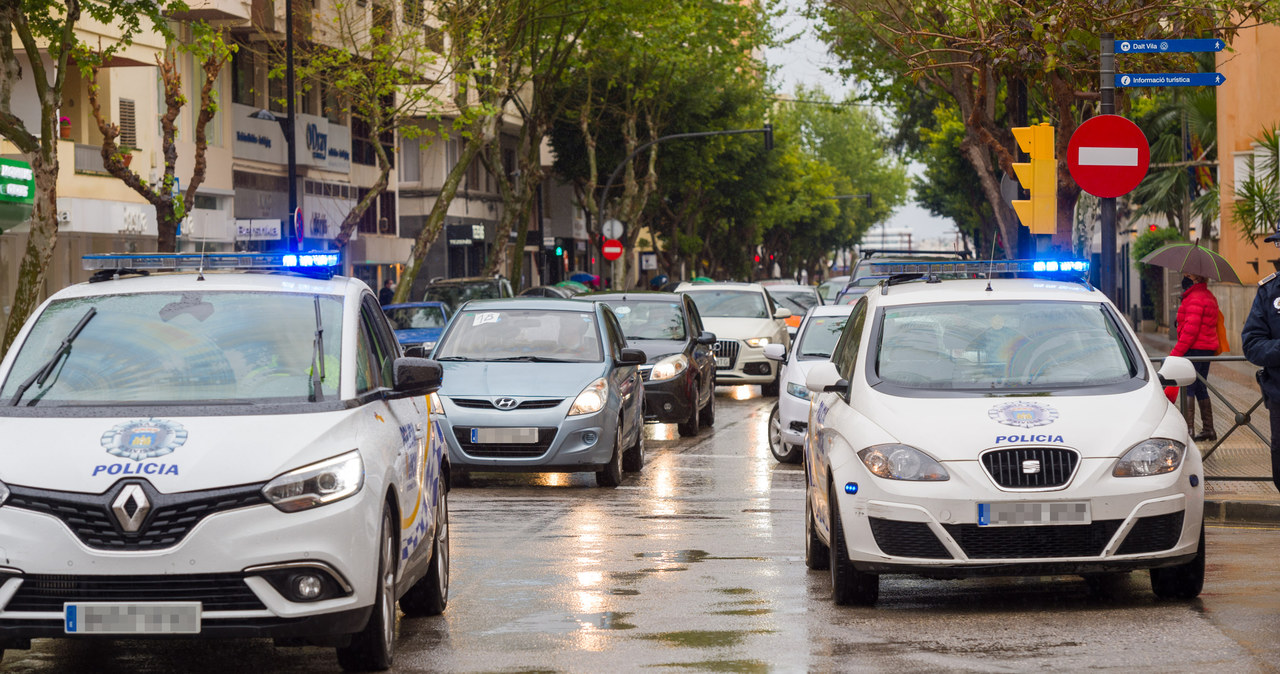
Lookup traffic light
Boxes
[1011,123,1057,235]
[1148,224,1159,232]
[554,237,564,257]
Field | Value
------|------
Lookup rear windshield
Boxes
[682,289,768,319]
[385,305,448,330]
[610,301,686,340]
[435,309,603,362]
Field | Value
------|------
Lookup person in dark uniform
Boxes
[1240,228,1280,492]
[379,279,395,306]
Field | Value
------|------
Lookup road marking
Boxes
[1078,147,1138,166]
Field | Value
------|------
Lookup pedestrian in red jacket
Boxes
[1172,274,1221,441]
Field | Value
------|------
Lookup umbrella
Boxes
[569,272,599,286]
[692,276,713,283]
[1140,239,1242,284]
[555,280,590,294]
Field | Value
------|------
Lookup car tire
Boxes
[761,374,780,397]
[596,425,624,487]
[336,507,396,671]
[767,403,800,463]
[677,397,701,437]
[828,483,878,606]
[1149,523,1205,600]
[805,479,829,570]
[400,486,449,617]
[700,386,716,427]
[622,425,645,472]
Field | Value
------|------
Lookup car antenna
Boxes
[985,237,998,291]
[197,231,208,281]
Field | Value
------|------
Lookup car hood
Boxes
[701,317,781,340]
[626,340,687,362]
[852,383,1178,460]
[396,327,444,344]
[438,361,608,397]
[0,409,362,493]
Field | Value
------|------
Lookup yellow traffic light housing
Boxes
[1011,124,1057,235]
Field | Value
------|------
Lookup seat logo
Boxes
[1022,460,1042,474]
[494,398,519,410]
[112,484,151,533]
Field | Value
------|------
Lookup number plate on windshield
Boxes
[471,427,538,444]
[977,502,1090,527]
[65,602,201,634]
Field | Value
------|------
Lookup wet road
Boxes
[5,387,1280,672]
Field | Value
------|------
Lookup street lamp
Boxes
[246,0,298,251]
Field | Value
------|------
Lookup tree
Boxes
[1232,124,1279,246]
[914,104,991,255]
[0,0,175,352]
[80,22,233,252]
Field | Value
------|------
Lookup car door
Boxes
[601,308,641,444]
[806,298,867,538]
[685,296,715,406]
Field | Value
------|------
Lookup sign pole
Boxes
[1100,32,1117,303]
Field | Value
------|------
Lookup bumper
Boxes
[0,488,383,641]
[829,456,1205,576]
[641,370,697,423]
[715,348,775,386]
[777,389,810,447]
[440,400,616,472]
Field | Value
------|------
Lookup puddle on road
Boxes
[635,550,711,564]
[715,587,752,595]
[712,608,772,616]
[646,660,770,672]
[577,611,636,630]
[640,629,774,649]
[607,588,640,596]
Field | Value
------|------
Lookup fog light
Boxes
[663,402,673,411]
[582,431,598,445]
[294,574,324,600]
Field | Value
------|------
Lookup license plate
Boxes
[471,427,538,444]
[977,502,1091,527]
[715,357,730,368]
[65,602,201,634]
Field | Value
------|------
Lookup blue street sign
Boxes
[1115,38,1224,54]
[1116,72,1226,88]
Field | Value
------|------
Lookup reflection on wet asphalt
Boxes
[5,386,1280,672]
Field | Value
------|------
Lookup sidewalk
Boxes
[1137,331,1280,526]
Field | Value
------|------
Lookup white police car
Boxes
[803,260,1205,605]
[764,304,854,463]
[0,252,449,671]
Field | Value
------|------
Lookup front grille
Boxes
[1116,511,1185,554]
[449,398,564,410]
[941,520,1122,559]
[981,447,1080,489]
[869,518,952,559]
[453,427,557,458]
[712,340,740,370]
[7,482,267,551]
[5,573,265,612]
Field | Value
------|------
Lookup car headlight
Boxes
[649,354,689,381]
[858,444,949,481]
[263,451,364,512]
[1113,439,1185,477]
[745,337,771,348]
[428,392,445,415]
[569,377,609,416]
[786,382,810,400]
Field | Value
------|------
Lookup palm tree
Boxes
[1233,125,1280,245]
[1129,76,1218,239]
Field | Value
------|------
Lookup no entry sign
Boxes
[1067,115,1150,198]
[602,238,624,261]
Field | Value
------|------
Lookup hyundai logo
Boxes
[494,398,519,410]
[1022,460,1042,475]
[112,483,151,533]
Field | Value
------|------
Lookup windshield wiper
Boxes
[490,355,572,362]
[10,307,97,406]
[435,356,474,361]
[309,297,325,402]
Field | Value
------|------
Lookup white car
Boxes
[0,253,450,671]
[677,282,791,395]
[803,260,1205,606]
[764,304,854,463]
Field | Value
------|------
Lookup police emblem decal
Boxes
[988,401,1059,429]
[101,419,189,462]
[1273,297,1280,311]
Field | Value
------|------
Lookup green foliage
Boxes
[1132,226,1185,274]
[914,104,990,253]
[1233,124,1280,245]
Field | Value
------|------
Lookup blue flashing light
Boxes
[844,482,858,495]
[84,251,342,274]
[865,258,1089,279]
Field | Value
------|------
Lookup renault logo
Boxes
[111,484,151,533]
[1022,460,1042,475]
[494,398,519,410]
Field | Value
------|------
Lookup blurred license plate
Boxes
[715,357,730,368]
[977,502,1090,527]
[65,602,201,634]
[471,427,538,444]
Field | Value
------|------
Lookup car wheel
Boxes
[596,424,624,487]
[336,507,396,671]
[700,385,716,427]
[805,479,829,570]
[761,373,780,397]
[828,483,878,606]
[677,396,701,437]
[767,403,799,463]
[622,424,645,472]
[400,485,449,617]
[1149,522,1205,600]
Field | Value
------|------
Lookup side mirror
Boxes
[617,348,647,366]
[1157,356,1197,387]
[773,307,792,319]
[696,331,717,345]
[403,344,431,359]
[806,360,848,396]
[392,357,443,397]
[763,343,787,363]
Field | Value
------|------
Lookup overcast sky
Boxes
[761,0,958,244]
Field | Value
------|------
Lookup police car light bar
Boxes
[83,251,341,272]
[863,258,1089,277]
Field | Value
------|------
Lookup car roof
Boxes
[805,304,856,318]
[456,297,599,312]
[675,281,766,292]
[48,271,361,300]
[866,277,1102,307]
[383,301,450,310]
[586,291,682,302]
[766,285,818,294]
[426,276,506,285]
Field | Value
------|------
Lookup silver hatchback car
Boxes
[430,298,646,487]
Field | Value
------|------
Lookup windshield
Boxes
[610,301,686,340]
[385,305,448,330]
[423,281,502,310]
[1,292,343,405]
[683,289,768,319]
[768,288,820,314]
[797,315,850,358]
[435,309,603,362]
[874,301,1138,390]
